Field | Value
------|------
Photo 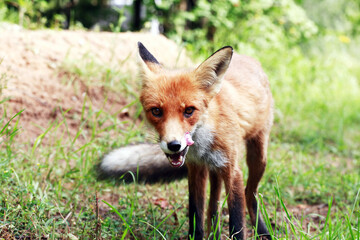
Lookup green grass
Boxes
[1,31,360,239]
[59,48,138,99]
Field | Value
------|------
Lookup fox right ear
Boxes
[194,46,233,97]
[138,42,162,73]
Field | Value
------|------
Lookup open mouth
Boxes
[165,146,189,168]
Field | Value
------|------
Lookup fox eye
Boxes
[151,107,163,117]
[184,107,195,118]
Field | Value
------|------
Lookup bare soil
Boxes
[0,26,329,237]
[0,26,192,144]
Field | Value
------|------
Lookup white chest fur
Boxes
[187,125,228,169]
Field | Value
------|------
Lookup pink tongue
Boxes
[167,153,183,168]
[169,153,181,161]
[185,132,194,146]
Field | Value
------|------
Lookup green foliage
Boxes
[143,0,318,54]
[0,0,122,29]
[109,7,127,33]
[1,0,53,28]
[0,0,359,238]
[301,0,360,35]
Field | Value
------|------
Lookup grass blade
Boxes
[102,200,137,240]
[140,220,166,240]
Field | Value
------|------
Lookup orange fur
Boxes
[138,42,273,240]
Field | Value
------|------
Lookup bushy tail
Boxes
[98,143,188,184]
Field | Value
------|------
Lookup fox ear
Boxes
[194,46,233,96]
[138,42,162,73]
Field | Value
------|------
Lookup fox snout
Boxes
[167,140,182,152]
[159,133,194,168]
[159,132,194,154]
[160,137,187,154]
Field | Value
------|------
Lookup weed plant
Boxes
[0,0,359,239]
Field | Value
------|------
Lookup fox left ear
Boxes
[194,46,233,97]
[138,42,162,74]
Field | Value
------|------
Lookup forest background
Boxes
[0,0,359,239]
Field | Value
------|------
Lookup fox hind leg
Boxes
[245,131,272,239]
[223,166,246,240]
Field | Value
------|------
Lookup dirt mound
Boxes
[0,28,192,144]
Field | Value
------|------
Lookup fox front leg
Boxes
[187,163,208,240]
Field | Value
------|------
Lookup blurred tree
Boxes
[133,0,141,30]
[1,0,359,46]
[2,0,121,29]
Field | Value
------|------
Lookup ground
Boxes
[0,26,191,144]
[0,25,333,238]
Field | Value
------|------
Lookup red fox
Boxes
[100,42,274,240]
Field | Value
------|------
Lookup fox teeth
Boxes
[167,155,184,168]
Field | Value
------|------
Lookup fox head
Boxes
[138,42,233,167]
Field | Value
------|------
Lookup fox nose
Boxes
[167,140,181,152]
